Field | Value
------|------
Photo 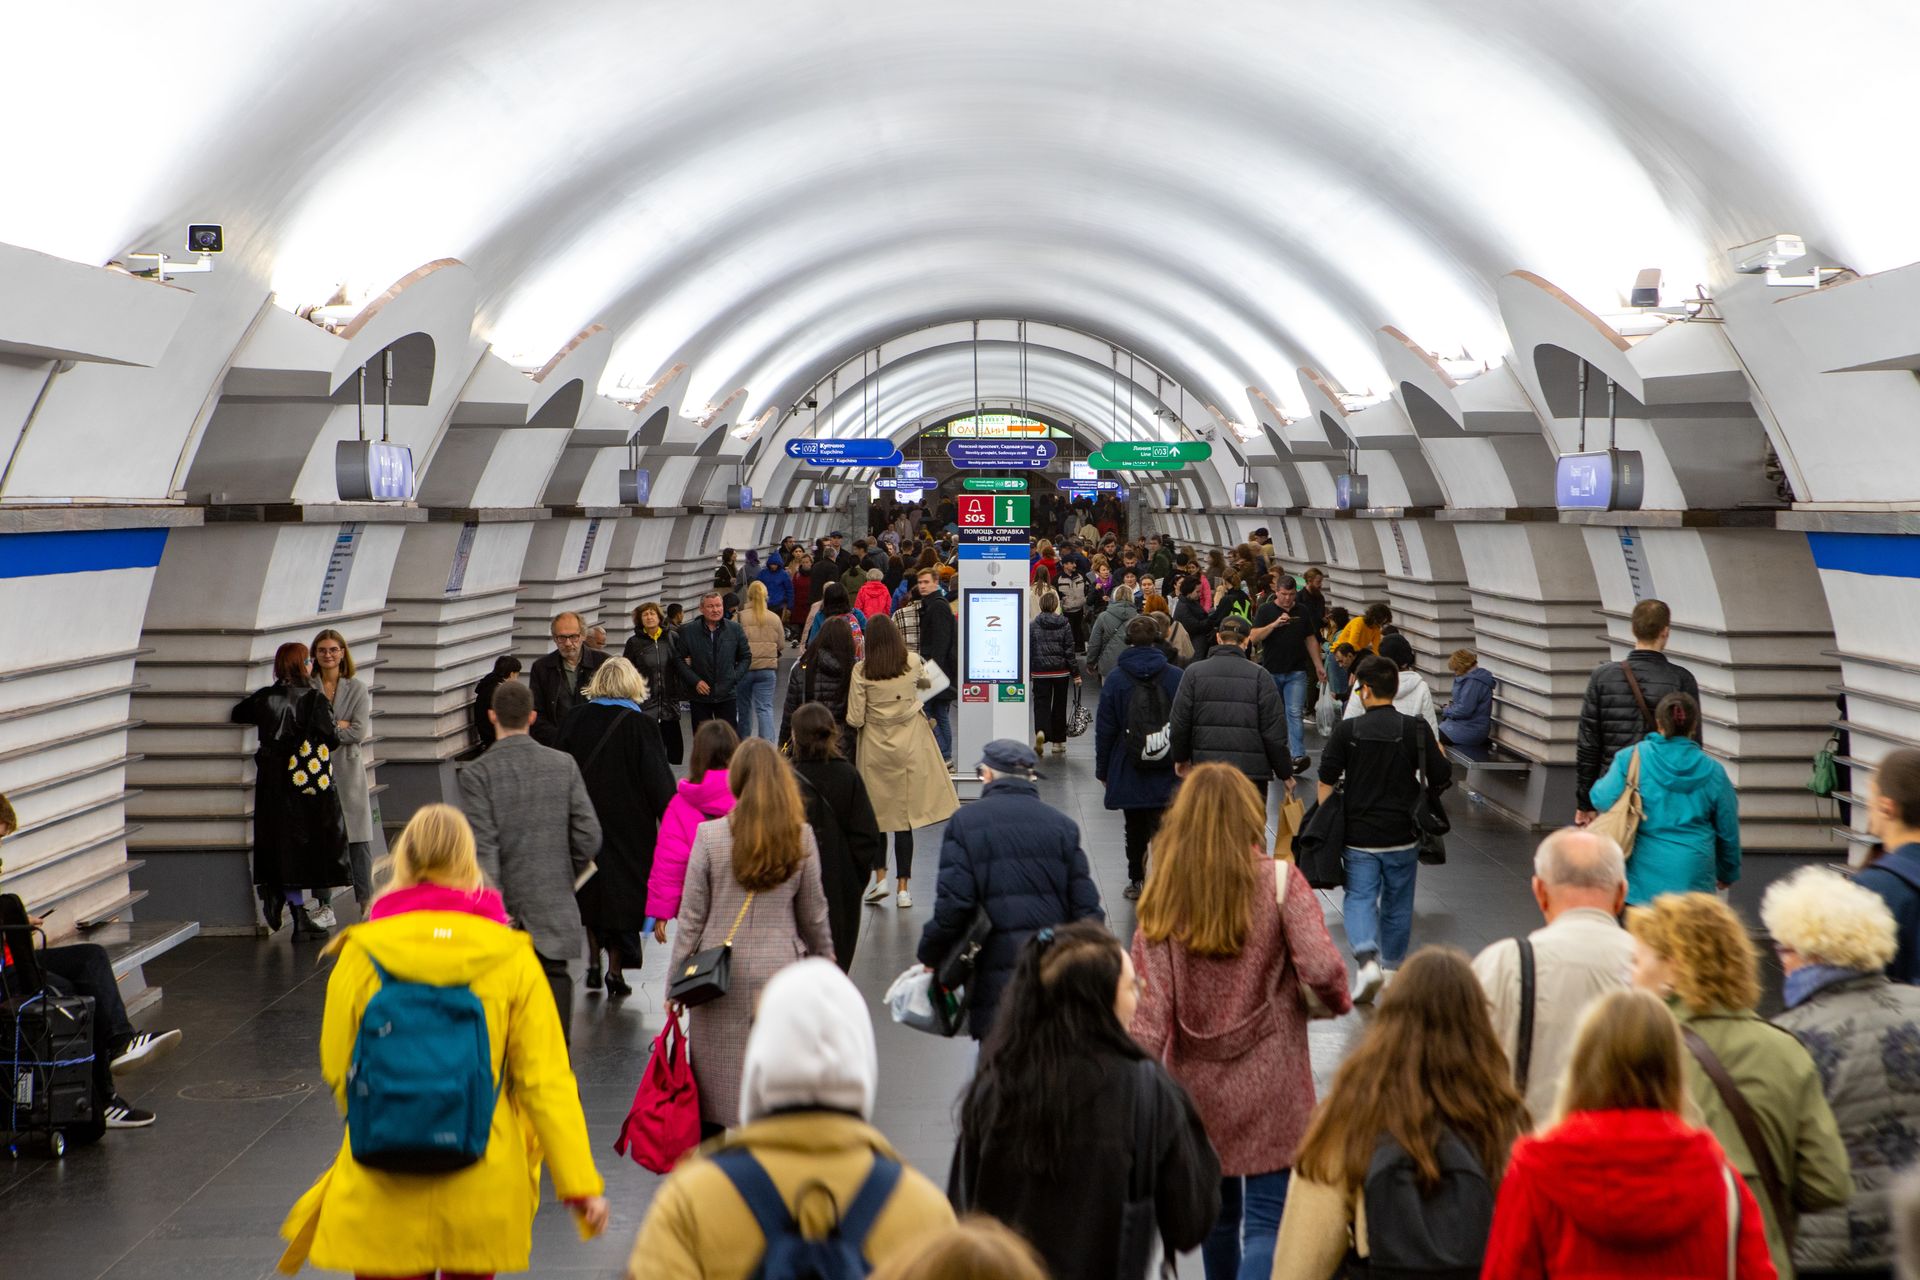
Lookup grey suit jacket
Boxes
[457,732,602,963]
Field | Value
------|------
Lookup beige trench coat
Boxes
[846,654,959,833]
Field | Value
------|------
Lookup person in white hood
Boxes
[1343,632,1438,736]
[628,960,954,1280]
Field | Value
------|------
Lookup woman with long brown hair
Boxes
[848,614,958,908]
[309,627,373,922]
[1481,989,1774,1280]
[1131,764,1350,1280]
[230,641,349,938]
[790,701,884,970]
[1272,947,1529,1280]
[667,738,833,1137]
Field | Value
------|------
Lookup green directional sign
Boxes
[963,476,1028,492]
[993,495,1031,527]
[1089,441,1213,470]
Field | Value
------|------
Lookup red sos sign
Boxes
[956,495,993,526]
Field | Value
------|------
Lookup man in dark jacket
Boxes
[678,590,752,731]
[918,739,1104,1039]
[527,610,606,747]
[910,567,958,763]
[1167,615,1294,790]
[1147,534,1175,592]
[1574,598,1699,822]
[1319,655,1452,1004]
[1855,748,1920,983]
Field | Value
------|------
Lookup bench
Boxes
[1444,738,1533,773]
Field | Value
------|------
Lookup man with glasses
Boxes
[528,611,605,747]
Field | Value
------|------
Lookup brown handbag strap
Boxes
[1680,1025,1794,1246]
[1619,660,1655,731]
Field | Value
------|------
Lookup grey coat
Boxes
[1086,599,1139,678]
[313,674,373,843]
[457,733,602,964]
[1773,970,1920,1274]
[669,816,834,1126]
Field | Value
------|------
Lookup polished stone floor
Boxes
[1,702,1820,1280]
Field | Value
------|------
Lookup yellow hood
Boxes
[339,910,531,986]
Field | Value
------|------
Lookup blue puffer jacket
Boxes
[917,776,1105,1038]
[1438,664,1494,747]
[757,557,792,611]
[1590,731,1741,905]
[1096,645,1184,811]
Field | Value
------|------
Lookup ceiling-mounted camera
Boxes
[129,222,223,281]
[187,224,224,254]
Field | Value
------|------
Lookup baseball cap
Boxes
[978,738,1042,776]
[1216,615,1253,641]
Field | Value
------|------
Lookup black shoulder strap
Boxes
[1619,659,1655,731]
[1514,937,1536,1090]
[1129,1058,1160,1203]
[1680,1025,1794,1247]
[580,706,631,775]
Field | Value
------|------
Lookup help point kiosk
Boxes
[952,494,1031,796]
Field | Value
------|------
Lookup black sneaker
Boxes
[1293,755,1312,775]
[104,1095,155,1129]
[1124,880,1143,900]
[109,1029,182,1075]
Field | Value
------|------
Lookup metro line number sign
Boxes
[955,494,1031,528]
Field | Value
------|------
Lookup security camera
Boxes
[1629,268,1662,308]
[1729,234,1804,276]
[129,224,223,281]
[186,224,224,255]
[802,397,818,410]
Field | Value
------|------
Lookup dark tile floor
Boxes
[2,713,1818,1279]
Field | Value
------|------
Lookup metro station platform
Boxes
[0,718,1820,1280]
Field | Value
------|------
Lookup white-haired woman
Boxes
[1766,866,1920,1280]
[556,656,677,998]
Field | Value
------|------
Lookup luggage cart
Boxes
[1,894,97,1158]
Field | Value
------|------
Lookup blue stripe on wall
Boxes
[1807,532,1920,580]
[0,528,170,579]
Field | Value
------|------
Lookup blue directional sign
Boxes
[875,478,939,491]
[1057,478,1121,492]
[785,438,900,463]
[947,440,1057,469]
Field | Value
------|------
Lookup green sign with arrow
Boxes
[962,476,1028,492]
[1089,441,1213,470]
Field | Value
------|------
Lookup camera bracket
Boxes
[127,251,216,282]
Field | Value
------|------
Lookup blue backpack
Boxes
[346,957,501,1172]
[711,1147,901,1280]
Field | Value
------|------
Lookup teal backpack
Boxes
[347,957,501,1172]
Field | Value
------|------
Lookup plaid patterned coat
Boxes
[669,816,835,1126]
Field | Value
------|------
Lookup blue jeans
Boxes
[1343,845,1419,965]
[735,669,777,740]
[1203,1169,1291,1280]
[926,699,953,761]
[1273,670,1308,758]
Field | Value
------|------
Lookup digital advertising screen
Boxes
[1070,459,1095,483]
[963,588,1025,684]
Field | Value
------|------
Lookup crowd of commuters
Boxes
[33,523,1920,1280]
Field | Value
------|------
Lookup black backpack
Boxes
[1125,675,1174,771]
[1349,1130,1494,1280]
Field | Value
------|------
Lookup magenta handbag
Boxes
[613,1011,701,1173]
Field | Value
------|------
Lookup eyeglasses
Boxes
[553,633,583,643]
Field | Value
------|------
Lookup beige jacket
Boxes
[739,610,785,670]
[1271,1173,1366,1280]
[1472,907,1635,1121]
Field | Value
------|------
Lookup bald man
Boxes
[1471,828,1635,1119]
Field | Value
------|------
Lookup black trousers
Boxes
[538,952,572,1047]
[1123,807,1165,882]
[889,829,915,881]
[690,701,738,733]
[39,943,135,1122]
[1033,675,1071,744]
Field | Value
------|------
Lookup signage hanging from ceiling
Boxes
[1556,449,1645,512]
[1089,441,1212,469]
[335,440,416,501]
[875,477,939,491]
[947,440,1056,469]
[785,438,899,463]
[1058,478,1121,492]
[963,476,1027,492]
[956,494,1031,528]
[1335,473,1369,511]
[945,414,1049,437]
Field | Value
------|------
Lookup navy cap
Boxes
[828,530,846,538]
[978,738,1041,775]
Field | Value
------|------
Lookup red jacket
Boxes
[1482,1109,1776,1280]
[854,580,893,619]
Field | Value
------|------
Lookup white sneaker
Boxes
[110,1029,183,1075]
[896,890,913,908]
[1354,959,1385,1005]
[863,879,891,905]
[310,905,338,930]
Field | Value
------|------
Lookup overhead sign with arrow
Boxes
[1088,440,1212,470]
[947,439,1057,469]
[785,438,901,464]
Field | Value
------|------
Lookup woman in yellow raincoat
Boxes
[278,804,607,1278]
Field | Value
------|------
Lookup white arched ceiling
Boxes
[5,0,1916,431]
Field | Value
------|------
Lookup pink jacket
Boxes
[367,882,511,924]
[1129,862,1351,1176]
[645,771,737,919]
[854,581,893,618]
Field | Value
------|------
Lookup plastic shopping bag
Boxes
[885,965,946,1036]
[1314,686,1339,737]
[613,1011,701,1173]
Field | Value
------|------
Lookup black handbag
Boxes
[1115,1058,1175,1279]
[1397,717,1451,865]
[667,894,753,1008]
[930,905,992,1037]
[1295,789,1348,889]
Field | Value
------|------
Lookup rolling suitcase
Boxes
[2,989,97,1156]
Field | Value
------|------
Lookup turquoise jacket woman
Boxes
[1591,731,1741,904]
